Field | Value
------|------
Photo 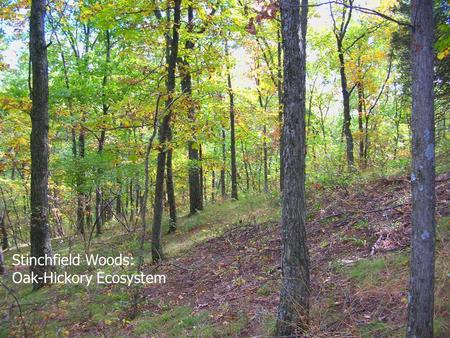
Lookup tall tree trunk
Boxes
[29,0,53,289]
[277,28,284,192]
[181,5,203,215]
[263,125,268,192]
[357,82,365,166]
[199,145,205,203]
[77,128,86,234]
[221,129,226,197]
[225,41,238,200]
[211,169,215,202]
[276,0,310,335]
[96,29,111,236]
[407,1,436,336]
[337,42,354,168]
[363,113,370,167]
[166,127,177,232]
[151,0,181,262]
[330,1,355,169]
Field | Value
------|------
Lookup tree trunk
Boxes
[407,1,436,337]
[263,125,269,193]
[1,212,8,250]
[221,129,226,198]
[95,30,111,236]
[241,142,250,192]
[276,0,310,335]
[77,128,85,235]
[151,0,181,262]
[357,82,365,166]
[277,28,284,192]
[211,170,215,202]
[29,0,53,289]
[337,41,354,168]
[166,127,177,232]
[225,41,238,200]
[182,5,203,215]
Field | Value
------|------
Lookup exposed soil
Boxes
[103,173,449,337]
[62,174,450,337]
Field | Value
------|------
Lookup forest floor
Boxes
[1,171,449,337]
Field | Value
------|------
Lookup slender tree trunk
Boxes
[276,0,310,335]
[225,41,238,200]
[221,129,226,198]
[357,82,365,166]
[407,1,436,336]
[364,113,370,167]
[337,42,354,168]
[1,212,8,250]
[211,170,215,202]
[95,30,111,236]
[151,0,181,262]
[77,127,86,235]
[277,28,284,192]
[263,125,269,192]
[181,5,203,214]
[241,142,250,192]
[166,127,177,232]
[29,0,53,289]
[199,145,204,204]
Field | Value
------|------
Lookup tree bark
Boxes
[77,127,86,234]
[225,41,238,200]
[357,82,365,166]
[1,212,8,250]
[166,127,177,232]
[263,125,268,192]
[96,29,111,236]
[276,0,310,335]
[338,42,354,168]
[151,0,181,262]
[407,1,436,337]
[330,0,355,169]
[181,5,203,215]
[221,129,226,198]
[29,0,53,289]
[277,28,284,192]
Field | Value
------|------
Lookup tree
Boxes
[95,29,112,236]
[225,39,238,200]
[151,0,181,262]
[276,0,310,335]
[181,5,203,215]
[29,0,53,289]
[329,0,355,168]
[407,0,436,336]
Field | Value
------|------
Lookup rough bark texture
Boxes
[277,28,284,192]
[407,1,436,337]
[29,0,53,289]
[276,0,310,335]
[151,0,181,262]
